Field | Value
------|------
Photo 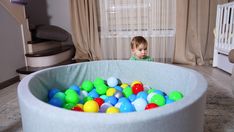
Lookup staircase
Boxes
[0,1,89,80]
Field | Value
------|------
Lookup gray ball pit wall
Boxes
[18,60,207,132]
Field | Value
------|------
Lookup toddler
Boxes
[130,36,153,61]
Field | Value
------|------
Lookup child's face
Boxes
[132,44,148,59]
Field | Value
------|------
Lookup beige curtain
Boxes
[70,0,102,60]
[175,0,228,65]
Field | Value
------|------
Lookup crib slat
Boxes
[228,7,234,51]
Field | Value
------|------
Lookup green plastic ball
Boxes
[84,96,93,103]
[122,86,133,98]
[150,94,165,106]
[65,89,77,95]
[147,89,155,94]
[93,77,105,87]
[169,91,183,101]
[63,103,76,110]
[53,92,66,102]
[65,92,80,104]
[96,84,108,95]
[81,80,93,92]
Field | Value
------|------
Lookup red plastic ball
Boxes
[145,103,158,110]
[72,106,83,112]
[132,84,144,94]
[94,97,104,107]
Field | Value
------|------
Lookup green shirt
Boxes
[129,56,153,61]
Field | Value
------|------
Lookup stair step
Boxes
[16,59,90,80]
[26,45,75,67]
[26,45,73,57]
[27,40,62,53]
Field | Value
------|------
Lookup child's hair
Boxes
[130,36,148,49]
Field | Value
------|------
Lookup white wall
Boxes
[26,0,72,33]
[46,0,71,33]
[0,4,25,82]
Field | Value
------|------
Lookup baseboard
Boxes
[0,76,20,90]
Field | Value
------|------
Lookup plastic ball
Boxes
[120,83,129,89]
[119,102,135,113]
[100,95,108,100]
[88,89,99,98]
[113,90,123,99]
[118,97,130,104]
[94,97,104,107]
[106,88,116,96]
[147,89,156,94]
[65,89,77,95]
[114,86,123,92]
[114,102,122,109]
[147,92,156,102]
[136,91,148,101]
[83,96,93,103]
[131,80,142,87]
[83,100,99,112]
[169,91,183,101]
[99,103,112,113]
[65,92,80,104]
[145,103,158,110]
[106,107,119,114]
[63,103,76,110]
[166,98,175,104]
[75,103,84,109]
[105,96,118,106]
[69,85,80,94]
[96,84,108,95]
[48,88,60,99]
[132,83,144,94]
[150,94,166,106]
[122,87,133,97]
[154,89,166,96]
[48,97,63,107]
[53,92,66,102]
[81,80,93,92]
[72,106,83,112]
[107,77,118,87]
[132,98,148,112]
[128,94,137,102]
[93,77,105,87]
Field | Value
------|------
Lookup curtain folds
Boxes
[175,0,228,65]
[70,0,102,60]
[99,0,176,62]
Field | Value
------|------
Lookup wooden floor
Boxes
[0,65,233,132]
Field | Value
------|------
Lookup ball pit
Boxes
[18,60,207,132]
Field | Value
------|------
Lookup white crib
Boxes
[213,2,234,74]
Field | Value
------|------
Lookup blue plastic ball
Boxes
[49,97,64,107]
[114,86,123,92]
[154,89,166,96]
[136,91,148,101]
[69,85,80,94]
[105,96,118,106]
[132,98,148,112]
[128,94,137,102]
[166,98,175,104]
[48,88,60,99]
[120,102,135,113]
[88,89,99,98]
[107,77,118,87]
[118,97,130,104]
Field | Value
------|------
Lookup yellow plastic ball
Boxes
[120,83,129,89]
[106,88,116,96]
[83,100,99,112]
[106,107,119,114]
[131,81,142,87]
